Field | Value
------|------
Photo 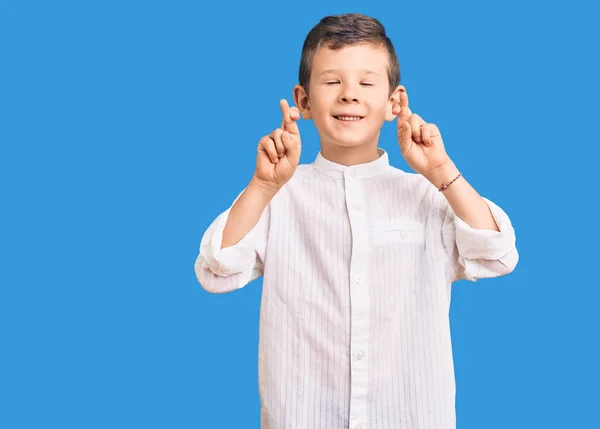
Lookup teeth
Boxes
[336,116,362,121]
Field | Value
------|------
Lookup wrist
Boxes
[249,176,281,200]
[424,160,460,189]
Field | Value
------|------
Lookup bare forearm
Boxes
[424,161,500,231]
[221,177,279,249]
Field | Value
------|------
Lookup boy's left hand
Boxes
[393,88,452,177]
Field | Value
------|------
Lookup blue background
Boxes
[1,0,598,427]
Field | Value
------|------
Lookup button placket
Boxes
[344,169,369,429]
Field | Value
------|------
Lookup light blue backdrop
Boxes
[1,0,598,427]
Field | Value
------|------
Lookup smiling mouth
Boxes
[333,115,364,122]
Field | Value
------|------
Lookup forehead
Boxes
[311,43,389,75]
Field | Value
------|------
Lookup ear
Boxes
[385,85,404,122]
[293,84,312,120]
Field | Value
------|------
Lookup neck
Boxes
[320,140,380,166]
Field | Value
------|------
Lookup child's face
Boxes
[295,43,402,151]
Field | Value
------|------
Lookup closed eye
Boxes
[325,81,373,86]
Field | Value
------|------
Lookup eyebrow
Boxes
[318,69,380,76]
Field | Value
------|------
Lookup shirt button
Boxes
[349,170,356,177]
[356,425,362,429]
[354,204,363,211]
[355,275,363,284]
[357,351,365,359]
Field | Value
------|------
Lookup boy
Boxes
[195,13,518,429]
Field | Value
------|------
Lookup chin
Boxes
[330,130,376,148]
[334,138,368,147]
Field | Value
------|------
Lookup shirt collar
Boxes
[313,148,390,179]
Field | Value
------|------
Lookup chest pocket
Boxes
[371,217,425,246]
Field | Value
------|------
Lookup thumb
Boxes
[397,120,413,155]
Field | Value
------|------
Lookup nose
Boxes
[339,84,359,104]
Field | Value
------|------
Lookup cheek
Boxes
[311,100,334,124]
[373,98,392,119]
[310,94,332,112]
[365,102,388,121]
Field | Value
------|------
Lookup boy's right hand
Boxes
[253,99,302,192]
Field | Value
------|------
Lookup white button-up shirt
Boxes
[195,148,518,429]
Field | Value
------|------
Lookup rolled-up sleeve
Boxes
[440,196,519,282]
[194,190,270,293]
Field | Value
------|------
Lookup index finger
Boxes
[397,89,411,122]
[280,99,300,136]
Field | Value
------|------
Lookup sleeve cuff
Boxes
[199,195,265,277]
[454,197,517,260]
